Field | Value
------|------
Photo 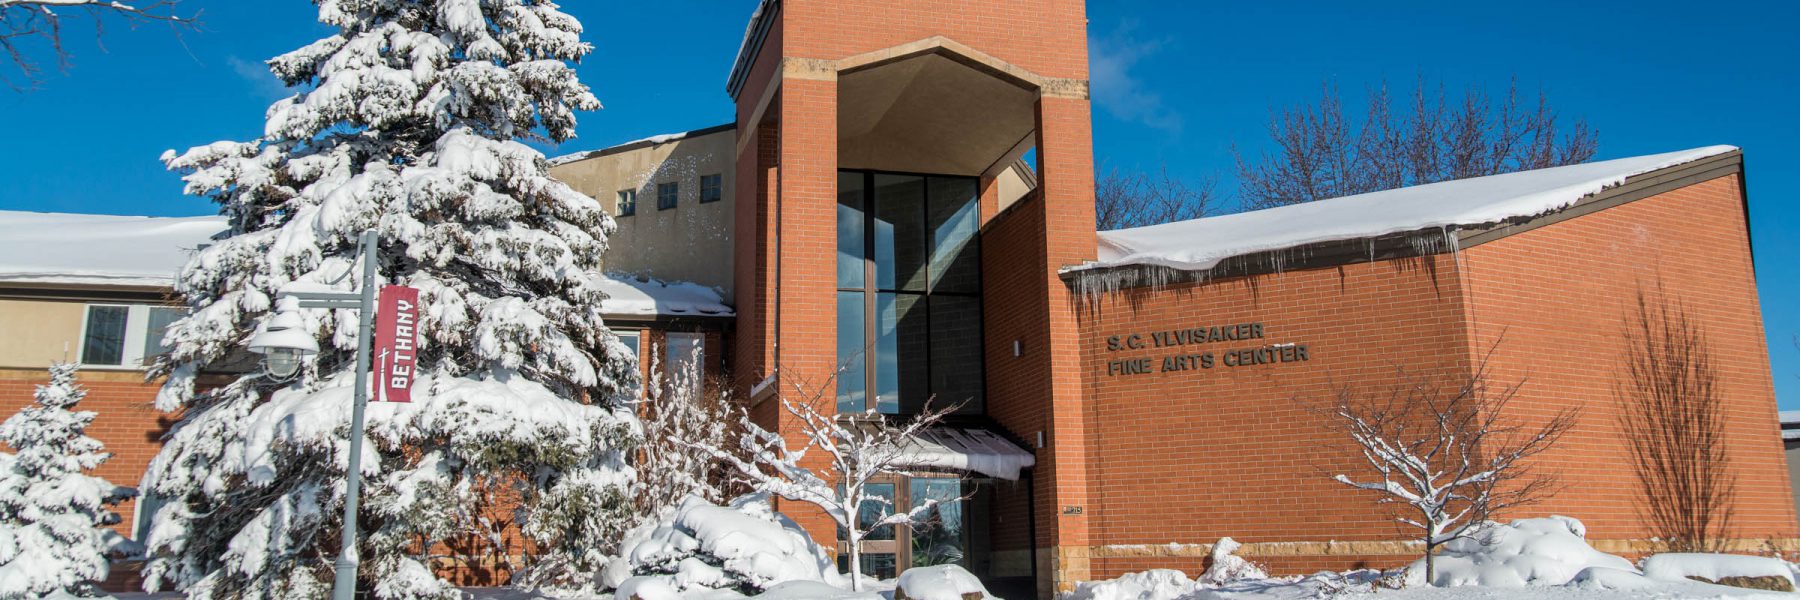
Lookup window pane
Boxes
[665,332,704,389]
[141,307,184,363]
[616,331,641,367]
[911,478,967,568]
[835,482,896,541]
[873,174,926,292]
[657,182,679,210]
[837,172,866,289]
[617,189,636,216]
[700,174,722,203]
[81,305,128,366]
[928,177,981,294]
[836,292,867,413]
[877,293,926,415]
[929,296,984,414]
[882,291,928,414]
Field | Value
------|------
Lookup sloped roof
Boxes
[1074,146,1740,274]
[0,210,226,288]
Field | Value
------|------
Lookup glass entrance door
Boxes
[838,476,979,581]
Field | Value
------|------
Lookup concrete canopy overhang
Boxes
[836,46,1042,176]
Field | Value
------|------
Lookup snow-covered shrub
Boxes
[1064,569,1201,600]
[140,1,640,597]
[634,350,735,522]
[1408,516,1633,587]
[1198,537,1266,585]
[1640,553,1795,590]
[895,564,994,600]
[0,363,135,598]
[604,494,844,597]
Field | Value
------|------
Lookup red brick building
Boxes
[3,1,1795,599]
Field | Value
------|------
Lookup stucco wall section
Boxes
[549,129,737,296]
[0,298,87,369]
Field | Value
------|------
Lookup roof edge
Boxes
[1064,149,1746,291]
[726,0,781,99]
[547,123,736,167]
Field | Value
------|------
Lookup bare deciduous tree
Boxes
[1237,78,1598,210]
[0,0,197,89]
[1618,279,1735,553]
[1094,166,1217,230]
[685,364,966,591]
[1322,343,1576,585]
[633,346,739,520]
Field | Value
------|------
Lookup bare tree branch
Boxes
[1237,76,1599,210]
[1316,339,1576,585]
[0,0,197,90]
[1094,165,1217,230]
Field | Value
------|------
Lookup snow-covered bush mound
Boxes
[896,564,994,600]
[605,494,845,596]
[1410,516,1633,587]
[1065,569,1202,600]
[1565,566,1663,591]
[1640,553,1796,588]
[1199,538,1267,585]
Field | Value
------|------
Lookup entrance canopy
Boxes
[895,427,1035,481]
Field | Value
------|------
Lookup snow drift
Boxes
[606,494,845,596]
[1411,516,1634,587]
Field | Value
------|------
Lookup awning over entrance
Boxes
[895,427,1035,481]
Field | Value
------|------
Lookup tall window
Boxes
[836,171,983,415]
[700,174,723,203]
[616,189,637,216]
[81,304,185,368]
[657,181,680,210]
[665,332,704,393]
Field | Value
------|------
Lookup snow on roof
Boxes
[895,427,1036,480]
[546,124,734,167]
[597,273,734,318]
[1076,146,1739,274]
[0,210,226,288]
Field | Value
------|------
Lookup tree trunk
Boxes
[848,531,863,591]
[1424,540,1436,586]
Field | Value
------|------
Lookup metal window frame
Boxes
[656,181,680,211]
[616,189,637,217]
[835,169,984,415]
[699,173,724,204]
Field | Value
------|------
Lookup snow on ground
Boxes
[1641,553,1795,587]
[596,274,734,317]
[0,210,225,287]
[1076,145,1737,274]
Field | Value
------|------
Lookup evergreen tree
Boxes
[0,363,132,598]
[143,1,639,597]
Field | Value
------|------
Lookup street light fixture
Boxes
[248,295,319,380]
[251,230,381,600]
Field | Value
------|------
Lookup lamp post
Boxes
[246,230,379,600]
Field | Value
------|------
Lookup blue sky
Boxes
[3,1,1798,407]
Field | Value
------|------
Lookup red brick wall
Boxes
[1073,255,1473,579]
[1459,174,1798,542]
[781,0,1089,80]
[0,369,173,541]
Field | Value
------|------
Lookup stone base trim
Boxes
[1084,537,1800,560]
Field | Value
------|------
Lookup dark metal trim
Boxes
[0,285,172,303]
[1062,151,1745,289]
[726,0,782,99]
[604,314,734,330]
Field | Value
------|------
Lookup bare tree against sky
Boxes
[1236,77,1598,210]
[1321,342,1576,585]
[1619,279,1736,553]
[0,0,197,89]
[1094,166,1216,230]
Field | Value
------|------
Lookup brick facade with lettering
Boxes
[1070,173,1798,579]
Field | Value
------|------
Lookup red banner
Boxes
[375,285,420,403]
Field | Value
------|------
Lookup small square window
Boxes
[657,182,679,210]
[616,189,637,216]
[700,174,723,204]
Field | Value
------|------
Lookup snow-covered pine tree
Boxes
[141,1,639,598]
[0,362,133,598]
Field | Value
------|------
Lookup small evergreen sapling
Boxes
[0,362,134,598]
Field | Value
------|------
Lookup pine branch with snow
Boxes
[687,366,966,592]
[0,362,135,598]
[1320,341,1575,585]
[141,1,639,597]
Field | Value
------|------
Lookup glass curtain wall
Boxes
[836,171,983,416]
